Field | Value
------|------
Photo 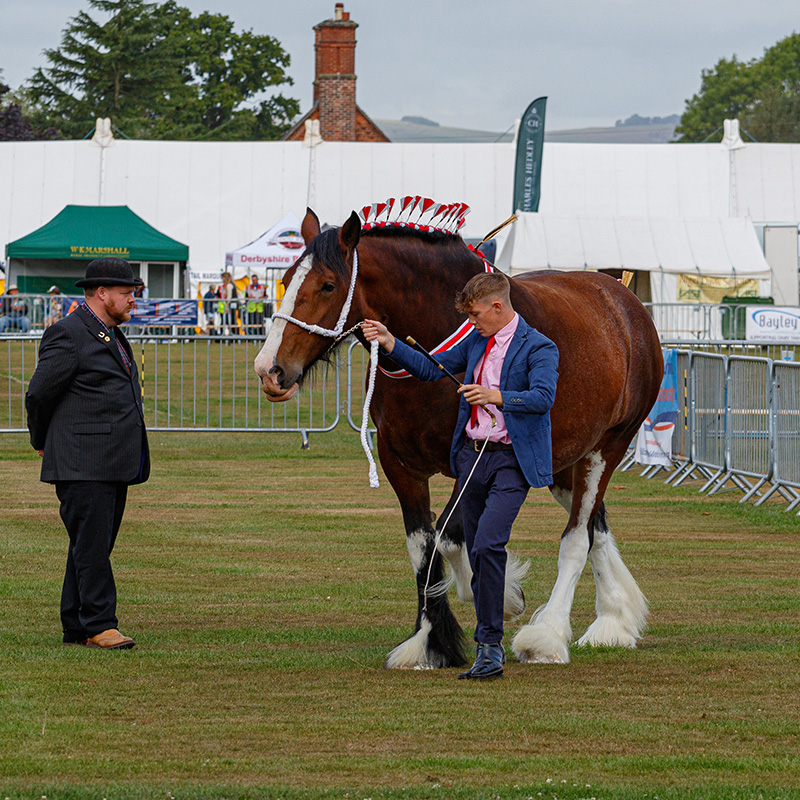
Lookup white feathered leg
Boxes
[512,528,589,663]
[577,526,648,648]
[513,451,605,664]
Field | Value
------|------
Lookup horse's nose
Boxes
[268,364,284,384]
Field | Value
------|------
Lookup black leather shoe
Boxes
[458,642,505,680]
[458,643,485,679]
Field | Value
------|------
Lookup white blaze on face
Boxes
[254,255,313,379]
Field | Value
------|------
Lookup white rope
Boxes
[362,339,380,488]
[421,434,491,614]
[273,250,359,338]
[271,249,380,487]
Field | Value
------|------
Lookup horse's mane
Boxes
[362,225,462,246]
[305,225,466,281]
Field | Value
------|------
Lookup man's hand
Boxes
[458,384,503,408]
[37,450,44,457]
[362,319,395,353]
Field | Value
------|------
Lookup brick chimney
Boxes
[314,3,357,140]
[283,4,388,143]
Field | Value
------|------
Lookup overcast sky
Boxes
[2,0,799,133]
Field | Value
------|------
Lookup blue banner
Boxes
[127,299,198,326]
[635,349,678,466]
[62,297,198,326]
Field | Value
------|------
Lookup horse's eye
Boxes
[321,282,336,293]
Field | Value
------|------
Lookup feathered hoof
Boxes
[576,616,639,649]
[384,617,449,670]
[512,623,571,664]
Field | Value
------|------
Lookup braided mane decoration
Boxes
[359,197,470,235]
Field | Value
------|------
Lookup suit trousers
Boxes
[55,481,128,639]
[456,445,529,645]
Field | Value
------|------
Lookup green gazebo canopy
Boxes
[5,205,188,262]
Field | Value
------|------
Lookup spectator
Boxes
[45,285,63,328]
[25,258,150,649]
[133,282,149,300]
[244,274,267,335]
[203,284,218,335]
[0,285,31,333]
[218,272,240,336]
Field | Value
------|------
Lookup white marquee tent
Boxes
[2,126,799,303]
[496,213,773,304]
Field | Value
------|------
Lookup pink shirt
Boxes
[467,313,519,443]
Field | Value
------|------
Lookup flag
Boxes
[513,97,547,213]
[635,350,678,466]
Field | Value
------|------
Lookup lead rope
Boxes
[271,250,379,486]
[422,427,492,615]
[362,338,380,488]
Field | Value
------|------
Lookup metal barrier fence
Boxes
[5,293,799,344]
[4,332,800,512]
[0,292,277,337]
[1,334,344,448]
[629,350,800,514]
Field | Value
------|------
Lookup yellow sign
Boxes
[70,245,131,258]
[676,273,759,304]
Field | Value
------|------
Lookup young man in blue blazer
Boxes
[363,271,559,679]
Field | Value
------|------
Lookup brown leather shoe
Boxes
[85,629,136,649]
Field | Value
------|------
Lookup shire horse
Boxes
[254,206,662,669]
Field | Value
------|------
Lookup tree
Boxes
[0,72,59,141]
[675,34,800,143]
[26,0,299,140]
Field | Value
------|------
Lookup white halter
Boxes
[271,249,381,488]
[272,249,360,339]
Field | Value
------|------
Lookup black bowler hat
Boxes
[75,258,144,288]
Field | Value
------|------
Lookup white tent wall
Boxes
[538,143,731,219]
[2,135,800,298]
[731,144,800,220]
[496,214,773,305]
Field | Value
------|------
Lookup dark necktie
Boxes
[470,335,495,429]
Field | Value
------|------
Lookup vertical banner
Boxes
[635,350,678,466]
[513,96,547,213]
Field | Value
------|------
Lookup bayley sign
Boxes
[746,306,800,343]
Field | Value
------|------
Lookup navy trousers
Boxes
[456,445,529,644]
[55,481,128,640]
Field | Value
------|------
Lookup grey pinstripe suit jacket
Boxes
[26,306,150,484]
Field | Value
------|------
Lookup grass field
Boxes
[2,427,800,800]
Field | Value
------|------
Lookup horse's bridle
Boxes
[271,248,361,347]
[269,248,380,488]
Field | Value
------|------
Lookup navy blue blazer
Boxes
[386,316,559,487]
[26,306,150,485]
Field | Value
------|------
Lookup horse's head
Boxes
[254,208,361,401]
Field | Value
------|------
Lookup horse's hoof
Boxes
[384,617,448,669]
[512,623,571,664]
[576,620,638,649]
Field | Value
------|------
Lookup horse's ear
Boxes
[339,211,361,251]
[301,209,321,245]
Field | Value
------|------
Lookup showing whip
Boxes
[406,336,497,428]
[473,213,518,253]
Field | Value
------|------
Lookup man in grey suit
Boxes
[26,258,150,649]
